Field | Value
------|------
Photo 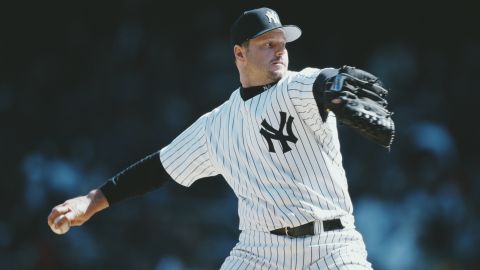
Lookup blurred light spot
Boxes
[355,196,425,270]
[0,223,12,247]
[22,152,88,209]
[367,44,417,92]
[155,255,185,270]
[161,96,191,132]
[409,121,457,162]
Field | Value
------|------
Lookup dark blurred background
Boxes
[1,0,479,269]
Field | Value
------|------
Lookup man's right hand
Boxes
[47,189,109,234]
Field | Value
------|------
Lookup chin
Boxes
[270,69,286,80]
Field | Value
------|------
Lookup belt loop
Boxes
[314,220,322,234]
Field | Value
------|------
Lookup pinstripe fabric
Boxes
[220,228,371,270]
[160,68,371,268]
[160,113,220,186]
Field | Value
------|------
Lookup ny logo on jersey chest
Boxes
[260,111,298,153]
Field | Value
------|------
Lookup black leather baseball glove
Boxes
[315,66,395,149]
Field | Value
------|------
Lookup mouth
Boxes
[271,60,284,66]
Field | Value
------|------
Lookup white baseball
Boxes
[50,216,70,235]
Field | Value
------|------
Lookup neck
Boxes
[239,72,277,88]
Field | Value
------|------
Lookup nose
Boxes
[275,45,286,57]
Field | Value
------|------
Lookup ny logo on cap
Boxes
[265,10,280,24]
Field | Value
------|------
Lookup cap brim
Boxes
[251,25,302,43]
[282,25,302,43]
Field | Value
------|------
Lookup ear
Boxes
[234,45,246,62]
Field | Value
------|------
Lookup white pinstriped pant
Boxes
[220,219,372,270]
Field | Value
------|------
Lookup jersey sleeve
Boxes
[288,68,328,130]
[159,113,219,187]
[287,68,341,146]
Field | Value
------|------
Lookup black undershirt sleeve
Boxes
[99,151,173,205]
[312,67,339,122]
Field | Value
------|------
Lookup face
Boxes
[236,29,289,86]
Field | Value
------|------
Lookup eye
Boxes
[265,42,273,48]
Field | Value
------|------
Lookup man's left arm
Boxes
[312,66,395,149]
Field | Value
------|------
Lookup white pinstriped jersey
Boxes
[160,67,353,232]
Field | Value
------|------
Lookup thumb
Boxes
[64,207,90,226]
[53,210,78,230]
[64,211,77,225]
[51,213,71,233]
[48,205,70,227]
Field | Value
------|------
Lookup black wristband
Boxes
[312,68,338,122]
[100,151,172,205]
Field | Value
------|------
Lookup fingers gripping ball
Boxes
[50,215,71,235]
[324,66,395,148]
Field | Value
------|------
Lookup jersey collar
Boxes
[239,81,279,101]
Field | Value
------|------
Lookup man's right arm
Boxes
[99,151,172,204]
[47,151,173,233]
[47,111,218,234]
[47,188,109,231]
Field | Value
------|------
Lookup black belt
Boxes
[270,219,344,237]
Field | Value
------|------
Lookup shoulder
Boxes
[298,67,322,77]
[294,67,321,79]
[208,88,241,117]
[286,67,339,90]
[286,67,325,85]
[296,67,338,80]
[281,68,322,91]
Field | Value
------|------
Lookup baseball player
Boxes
[48,7,394,269]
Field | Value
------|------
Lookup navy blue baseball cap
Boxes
[230,7,302,46]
